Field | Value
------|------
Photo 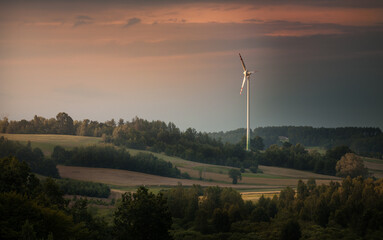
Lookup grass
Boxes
[127,149,189,167]
[362,157,383,164]
[242,173,293,179]
[0,133,101,155]
[192,165,230,174]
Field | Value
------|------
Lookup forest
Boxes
[1,113,382,160]
[260,143,354,176]
[1,156,382,240]
[51,145,182,178]
[208,127,383,158]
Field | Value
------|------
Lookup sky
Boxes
[1,0,383,132]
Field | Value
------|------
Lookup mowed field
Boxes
[2,133,350,199]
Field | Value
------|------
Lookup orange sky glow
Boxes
[1,0,383,131]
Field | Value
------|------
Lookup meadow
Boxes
[0,133,101,155]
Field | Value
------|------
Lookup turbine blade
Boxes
[239,53,247,71]
[240,75,246,95]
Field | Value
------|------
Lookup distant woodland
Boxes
[208,127,383,158]
[1,113,382,160]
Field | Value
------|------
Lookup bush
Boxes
[249,166,258,173]
[57,178,111,198]
[181,172,191,179]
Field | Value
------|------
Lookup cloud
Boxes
[76,15,92,20]
[124,17,141,28]
[73,15,93,27]
[243,18,264,23]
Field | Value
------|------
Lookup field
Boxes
[0,133,101,156]
[2,133,366,201]
[362,157,383,178]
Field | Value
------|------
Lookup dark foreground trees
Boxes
[0,156,111,240]
[0,156,78,239]
[164,178,383,240]
[2,156,383,240]
[0,137,59,178]
[114,186,172,240]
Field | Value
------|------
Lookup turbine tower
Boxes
[239,53,255,151]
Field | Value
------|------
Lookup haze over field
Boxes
[1,0,383,131]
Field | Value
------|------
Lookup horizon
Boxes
[2,112,382,134]
[1,0,383,132]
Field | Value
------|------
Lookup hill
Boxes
[208,126,383,158]
[0,133,341,186]
[0,133,101,156]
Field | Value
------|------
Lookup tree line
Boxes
[209,126,383,158]
[57,178,111,198]
[51,145,182,178]
[107,118,259,169]
[2,112,382,160]
[0,113,257,169]
[260,143,354,176]
[0,112,115,136]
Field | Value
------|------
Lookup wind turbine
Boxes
[239,53,256,151]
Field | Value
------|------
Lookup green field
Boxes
[0,133,102,156]
[362,156,383,164]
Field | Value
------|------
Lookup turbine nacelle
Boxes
[244,70,254,77]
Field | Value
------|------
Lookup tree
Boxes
[240,135,264,151]
[212,208,230,232]
[228,169,242,184]
[0,156,31,193]
[280,219,301,240]
[336,153,368,178]
[55,112,74,135]
[326,145,353,160]
[114,187,172,240]
[251,136,265,151]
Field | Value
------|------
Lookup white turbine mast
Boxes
[239,53,256,151]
